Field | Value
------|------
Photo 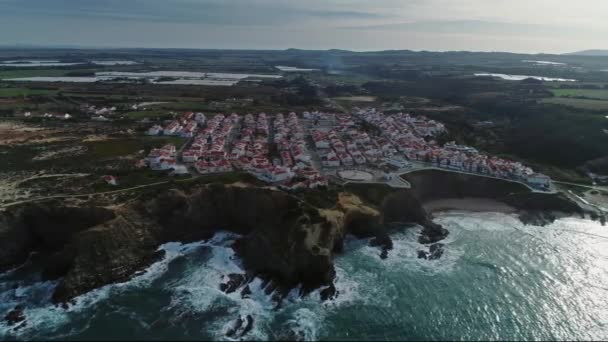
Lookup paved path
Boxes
[553,180,608,192]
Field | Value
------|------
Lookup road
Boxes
[553,180,608,192]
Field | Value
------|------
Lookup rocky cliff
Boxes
[402,169,595,225]
[0,173,594,312]
[0,184,443,304]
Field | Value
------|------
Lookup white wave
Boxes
[0,234,237,339]
[433,211,523,232]
[163,240,275,341]
[284,308,323,341]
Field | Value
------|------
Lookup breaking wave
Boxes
[2,213,608,340]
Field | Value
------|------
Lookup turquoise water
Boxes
[1,212,608,340]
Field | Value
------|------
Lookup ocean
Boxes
[1,211,608,340]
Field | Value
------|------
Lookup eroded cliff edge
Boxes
[0,183,445,304]
[0,171,598,306]
[401,169,598,226]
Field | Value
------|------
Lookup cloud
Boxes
[0,0,607,53]
[342,19,608,40]
[0,0,389,25]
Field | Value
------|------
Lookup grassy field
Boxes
[310,73,377,86]
[0,69,70,79]
[157,101,209,111]
[542,97,608,110]
[0,87,55,97]
[124,110,170,119]
[332,96,377,102]
[550,88,608,100]
[86,136,185,159]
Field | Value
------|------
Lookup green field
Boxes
[158,101,209,111]
[542,97,608,110]
[0,69,70,79]
[124,110,170,119]
[86,136,185,159]
[0,87,55,97]
[550,88,608,100]
[332,96,377,102]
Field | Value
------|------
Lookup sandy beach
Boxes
[423,197,517,214]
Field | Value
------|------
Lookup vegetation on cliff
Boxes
[0,183,445,304]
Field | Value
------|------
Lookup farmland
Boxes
[542,97,608,110]
[124,110,169,119]
[0,87,55,97]
[86,136,185,159]
[0,68,88,79]
[549,88,608,100]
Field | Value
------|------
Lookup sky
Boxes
[1,0,608,53]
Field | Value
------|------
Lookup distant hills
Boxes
[566,50,608,56]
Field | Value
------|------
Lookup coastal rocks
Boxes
[0,184,446,303]
[319,283,338,301]
[381,190,449,244]
[51,210,166,303]
[518,210,558,226]
[0,202,116,273]
[417,243,445,260]
[337,192,395,258]
[418,222,450,245]
[4,305,26,328]
[240,285,252,299]
[225,314,254,339]
[219,273,246,294]
[370,233,393,259]
[0,214,32,273]
[275,329,306,341]
[402,169,597,227]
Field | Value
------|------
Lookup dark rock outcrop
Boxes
[418,243,445,260]
[4,305,25,326]
[382,189,449,244]
[225,315,254,339]
[240,285,252,299]
[0,183,446,303]
[402,169,597,226]
[0,203,115,273]
[220,274,246,294]
[319,283,338,301]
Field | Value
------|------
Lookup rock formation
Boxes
[2,175,583,305]
[0,183,441,303]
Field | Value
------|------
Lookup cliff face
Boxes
[0,173,591,304]
[2,184,436,303]
[401,169,531,202]
[401,170,591,225]
[0,203,116,273]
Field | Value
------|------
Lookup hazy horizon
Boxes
[1,0,608,54]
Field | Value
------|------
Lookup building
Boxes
[526,173,551,188]
[146,125,163,136]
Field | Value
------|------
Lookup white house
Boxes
[526,173,551,188]
[147,125,163,136]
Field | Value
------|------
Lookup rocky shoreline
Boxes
[1,172,602,332]
[402,169,602,226]
[0,183,446,305]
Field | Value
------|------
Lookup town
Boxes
[141,108,552,191]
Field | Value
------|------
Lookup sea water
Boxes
[1,212,607,340]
